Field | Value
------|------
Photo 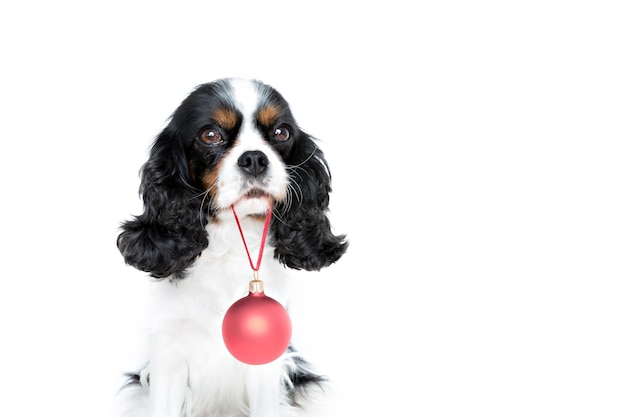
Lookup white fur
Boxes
[212,80,288,210]
[113,220,292,415]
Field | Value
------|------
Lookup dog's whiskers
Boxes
[192,182,218,227]
[286,145,324,186]
[286,180,303,208]
[290,143,319,169]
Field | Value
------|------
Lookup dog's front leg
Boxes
[148,341,190,417]
[246,362,282,417]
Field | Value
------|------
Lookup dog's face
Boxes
[182,78,294,216]
[118,78,347,278]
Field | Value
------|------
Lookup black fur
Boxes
[272,136,347,270]
[117,78,347,279]
[116,121,209,279]
[283,346,327,406]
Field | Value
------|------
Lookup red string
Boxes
[231,205,272,272]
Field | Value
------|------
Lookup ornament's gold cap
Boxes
[249,279,264,293]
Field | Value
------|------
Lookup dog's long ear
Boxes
[117,123,208,279]
[272,134,348,271]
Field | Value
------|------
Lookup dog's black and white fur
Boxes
[115,78,348,417]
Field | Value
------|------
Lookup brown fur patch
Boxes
[201,165,221,199]
[257,105,281,128]
[213,108,238,129]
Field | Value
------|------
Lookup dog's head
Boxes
[117,78,347,279]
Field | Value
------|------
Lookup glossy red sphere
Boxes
[222,291,292,365]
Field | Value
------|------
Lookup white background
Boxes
[1,1,625,416]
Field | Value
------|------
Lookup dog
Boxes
[115,78,348,417]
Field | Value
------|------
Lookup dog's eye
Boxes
[274,126,290,142]
[200,128,223,145]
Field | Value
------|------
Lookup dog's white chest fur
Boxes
[133,217,294,416]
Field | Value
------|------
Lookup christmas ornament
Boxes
[222,205,292,365]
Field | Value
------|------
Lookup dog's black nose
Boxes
[238,150,269,177]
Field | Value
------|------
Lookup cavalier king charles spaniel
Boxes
[115,78,348,417]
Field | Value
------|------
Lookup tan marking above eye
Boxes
[257,106,281,128]
[213,108,238,130]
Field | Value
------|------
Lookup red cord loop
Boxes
[231,205,272,272]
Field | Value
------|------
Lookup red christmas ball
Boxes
[222,290,292,365]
